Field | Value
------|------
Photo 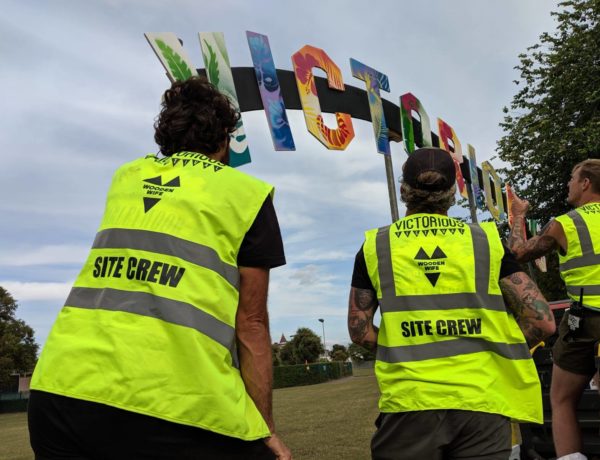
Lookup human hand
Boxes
[510,192,530,217]
[265,433,292,460]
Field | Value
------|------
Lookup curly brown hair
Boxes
[154,76,240,157]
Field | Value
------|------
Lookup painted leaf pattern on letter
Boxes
[199,32,250,167]
[155,39,193,81]
[202,40,220,87]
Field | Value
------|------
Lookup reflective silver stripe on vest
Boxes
[376,223,505,313]
[376,338,531,363]
[65,286,239,368]
[93,228,239,289]
[559,211,599,272]
[567,284,600,296]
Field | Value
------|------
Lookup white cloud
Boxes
[0,245,89,267]
[293,249,353,263]
[1,281,73,301]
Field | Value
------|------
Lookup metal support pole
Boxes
[466,184,478,223]
[384,154,400,222]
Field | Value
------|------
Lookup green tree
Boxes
[329,344,349,362]
[498,0,599,224]
[278,328,324,365]
[497,0,599,300]
[348,343,376,363]
[0,287,39,388]
[271,343,282,367]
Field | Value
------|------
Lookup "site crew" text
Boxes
[92,256,185,287]
[401,318,482,337]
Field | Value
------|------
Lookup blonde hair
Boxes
[400,171,457,213]
[573,159,600,194]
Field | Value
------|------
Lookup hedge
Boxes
[0,398,28,413]
[273,361,353,389]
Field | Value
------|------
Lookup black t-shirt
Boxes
[351,243,522,290]
[237,195,286,268]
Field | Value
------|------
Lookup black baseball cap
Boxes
[402,147,456,191]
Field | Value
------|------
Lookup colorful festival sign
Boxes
[291,45,355,150]
[400,92,433,154]
[350,59,390,155]
[145,31,514,223]
[246,31,295,151]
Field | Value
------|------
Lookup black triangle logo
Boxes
[143,197,161,213]
[422,230,429,236]
[172,158,180,166]
[431,229,437,236]
[395,231,402,238]
[182,160,190,167]
[425,272,441,287]
[163,176,180,187]
[143,176,162,185]
[458,228,465,235]
[404,231,411,237]
[414,247,430,260]
[214,166,222,172]
[441,229,447,235]
[449,229,456,235]
[193,160,200,166]
[413,230,420,237]
[203,162,212,169]
[430,246,447,259]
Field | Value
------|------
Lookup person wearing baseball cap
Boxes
[348,147,555,459]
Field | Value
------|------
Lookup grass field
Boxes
[0,372,379,460]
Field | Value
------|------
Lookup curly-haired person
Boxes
[28,77,292,460]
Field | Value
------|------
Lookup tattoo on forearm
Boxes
[500,273,553,344]
[507,215,526,250]
[362,339,377,351]
[348,314,368,342]
[348,288,379,348]
[508,220,558,262]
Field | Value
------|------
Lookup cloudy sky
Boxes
[1,0,559,350]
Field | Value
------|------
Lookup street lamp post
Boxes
[318,318,326,355]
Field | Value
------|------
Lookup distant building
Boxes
[273,334,288,347]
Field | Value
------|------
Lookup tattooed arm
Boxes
[507,193,565,262]
[348,287,379,351]
[499,272,556,346]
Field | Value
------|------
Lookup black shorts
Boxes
[371,410,511,460]
[28,391,275,460]
[552,308,600,376]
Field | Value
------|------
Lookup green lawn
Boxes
[0,373,380,460]
[0,412,32,460]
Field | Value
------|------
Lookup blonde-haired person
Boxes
[509,158,600,460]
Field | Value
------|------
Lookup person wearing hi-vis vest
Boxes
[348,147,556,460]
[509,159,600,460]
[27,77,292,460]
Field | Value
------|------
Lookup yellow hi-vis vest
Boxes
[555,203,600,310]
[363,214,542,423]
[31,151,274,440]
